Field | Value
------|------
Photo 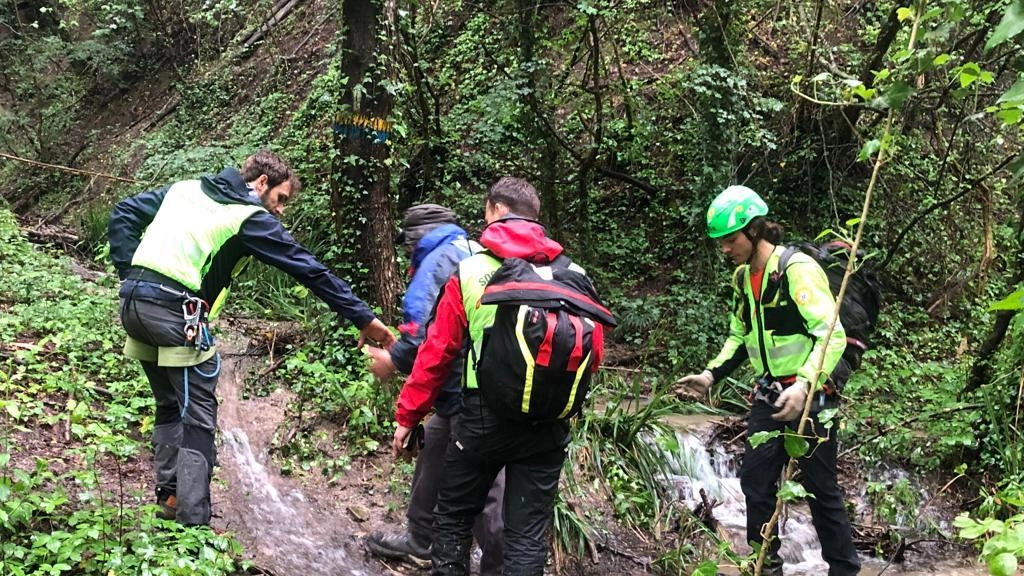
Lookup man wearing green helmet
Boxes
[677,185,860,575]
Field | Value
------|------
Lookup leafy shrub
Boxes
[0,208,244,575]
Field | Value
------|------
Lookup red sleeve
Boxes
[395,275,468,427]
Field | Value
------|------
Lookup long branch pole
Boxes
[0,152,144,184]
[752,3,923,574]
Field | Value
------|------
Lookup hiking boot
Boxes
[156,489,177,521]
[366,530,431,563]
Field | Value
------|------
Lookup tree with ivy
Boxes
[333,0,403,320]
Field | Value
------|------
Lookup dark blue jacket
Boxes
[391,223,477,417]
[108,167,375,328]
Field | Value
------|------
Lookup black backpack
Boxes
[471,254,617,421]
[774,240,883,371]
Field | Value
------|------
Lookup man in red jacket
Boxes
[392,177,595,576]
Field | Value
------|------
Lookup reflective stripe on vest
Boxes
[130,180,264,292]
[736,248,817,380]
[458,253,501,390]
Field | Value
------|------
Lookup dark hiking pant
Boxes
[432,393,569,576]
[408,413,505,575]
[740,399,861,576]
[120,284,218,526]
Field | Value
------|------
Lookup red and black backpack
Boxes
[472,254,617,421]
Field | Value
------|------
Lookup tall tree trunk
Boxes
[825,5,899,151]
[332,0,401,323]
[965,191,1024,394]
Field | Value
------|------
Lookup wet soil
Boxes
[211,339,373,575]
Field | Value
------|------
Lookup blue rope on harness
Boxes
[180,352,221,418]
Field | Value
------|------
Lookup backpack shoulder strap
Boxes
[778,244,800,275]
[452,236,484,256]
[772,244,802,292]
[753,244,802,307]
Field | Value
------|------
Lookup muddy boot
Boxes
[366,530,431,565]
[175,447,211,525]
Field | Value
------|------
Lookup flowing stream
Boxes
[209,348,989,576]
[661,414,989,576]
[212,346,372,576]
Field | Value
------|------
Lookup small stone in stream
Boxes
[347,504,370,522]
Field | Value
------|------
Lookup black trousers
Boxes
[740,399,860,576]
[406,413,505,575]
[431,393,569,576]
[119,283,218,525]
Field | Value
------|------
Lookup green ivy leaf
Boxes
[817,407,838,427]
[852,84,875,101]
[778,479,812,501]
[749,430,781,448]
[987,552,1017,576]
[3,402,19,420]
[921,7,943,21]
[986,0,1024,52]
[997,79,1024,104]
[690,560,720,576]
[784,433,809,458]
[959,62,982,88]
[997,108,1022,125]
[882,81,915,108]
[858,139,881,161]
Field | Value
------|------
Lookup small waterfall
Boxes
[219,428,367,576]
[658,419,989,576]
[662,429,829,575]
[213,347,371,576]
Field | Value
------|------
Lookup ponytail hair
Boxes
[745,217,784,246]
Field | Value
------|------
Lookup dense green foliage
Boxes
[0,210,246,574]
[1,0,1023,573]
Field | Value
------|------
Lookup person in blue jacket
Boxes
[365,204,504,574]
[108,149,395,525]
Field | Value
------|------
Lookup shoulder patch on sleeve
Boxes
[795,288,811,305]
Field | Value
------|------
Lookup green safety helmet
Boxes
[706,185,769,238]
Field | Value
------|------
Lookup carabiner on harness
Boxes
[752,375,785,405]
[181,295,212,351]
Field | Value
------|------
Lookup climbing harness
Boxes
[752,376,786,406]
[181,295,212,352]
[752,374,830,411]
[157,285,212,351]
[151,285,218,419]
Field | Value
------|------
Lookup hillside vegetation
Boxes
[1,0,1023,574]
